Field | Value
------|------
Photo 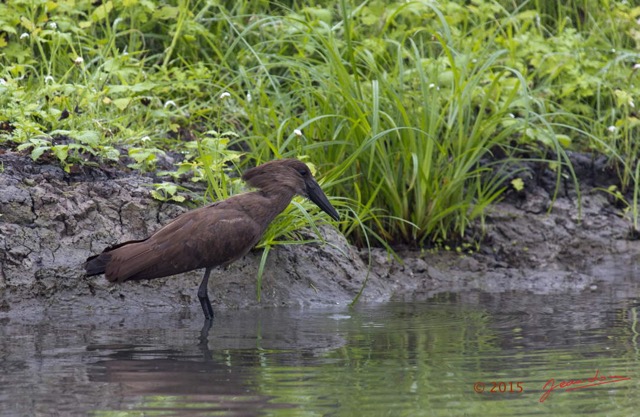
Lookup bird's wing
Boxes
[105,204,264,282]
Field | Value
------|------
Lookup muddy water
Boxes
[1,282,639,416]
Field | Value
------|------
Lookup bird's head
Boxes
[242,159,340,221]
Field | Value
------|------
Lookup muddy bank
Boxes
[1,151,639,317]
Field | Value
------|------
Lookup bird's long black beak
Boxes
[306,178,340,221]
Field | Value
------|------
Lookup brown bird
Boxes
[85,158,340,320]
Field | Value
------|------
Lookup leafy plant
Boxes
[150,182,187,203]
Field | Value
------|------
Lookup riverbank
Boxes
[1,150,639,317]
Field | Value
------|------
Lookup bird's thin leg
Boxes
[198,318,213,358]
[197,267,214,320]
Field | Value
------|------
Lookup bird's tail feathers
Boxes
[84,238,148,282]
[84,253,109,277]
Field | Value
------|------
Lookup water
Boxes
[1,288,638,416]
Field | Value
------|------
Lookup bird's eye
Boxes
[298,168,309,176]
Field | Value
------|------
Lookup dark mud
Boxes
[1,150,639,317]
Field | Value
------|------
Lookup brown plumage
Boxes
[85,159,340,320]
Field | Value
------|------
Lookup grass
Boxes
[2,0,640,252]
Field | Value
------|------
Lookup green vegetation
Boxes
[2,0,640,248]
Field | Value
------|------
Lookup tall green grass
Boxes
[218,2,567,245]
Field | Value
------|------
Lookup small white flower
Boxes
[428,83,436,89]
[471,58,477,63]
[74,56,84,65]
[220,92,231,99]
[509,113,515,118]
[634,63,640,71]
[246,92,252,102]
[44,75,55,84]
[48,22,57,29]
[630,99,635,108]
[294,129,302,136]
[611,48,616,53]
[163,100,177,108]
[20,33,29,39]
[608,125,617,133]
[141,136,151,143]
[0,78,6,86]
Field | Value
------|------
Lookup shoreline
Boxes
[2,150,639,317]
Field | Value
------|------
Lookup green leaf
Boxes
[102,147,120,161]
[20,16,36,32]
[151,182,186,202]
[16,143,33,152]
[153,6,179,20]
[0,24,17,35]
[113,97,132,110]
[511,178,525,192]
[51,145,68,163]
[91,1,113,22]
[159,182,177,194]
[150,190,165,201]
[556,134,571,148]
[614,89,634,107]
[31,146,49,161]
[75,130,100,146]
[129,148,155,163]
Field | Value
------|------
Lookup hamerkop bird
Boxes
[85,159,340,320]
